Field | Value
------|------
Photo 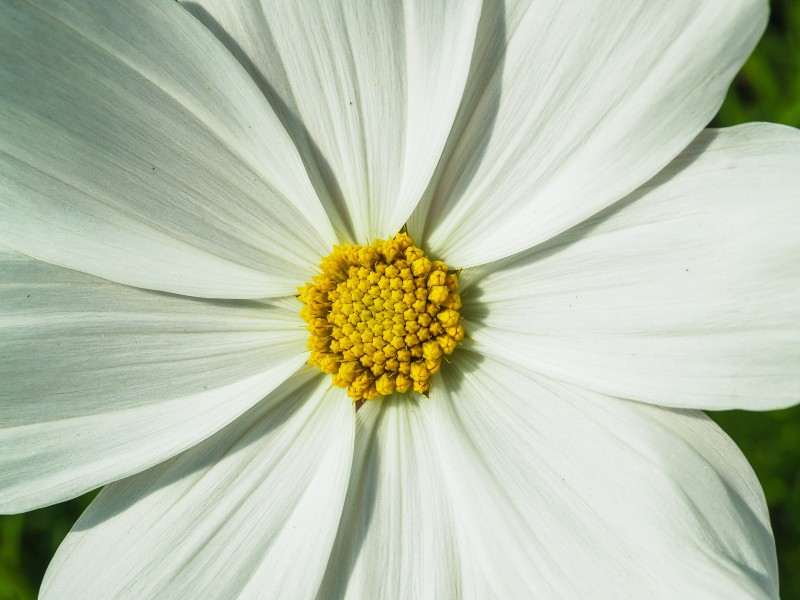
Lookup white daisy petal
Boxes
[467,124,800,411]
[41,373,354,600]
[416,0,767,267]
[182,0,482,242]
[0,0,335,298]
[0,249,306,511]
[317,399,493,599]
[428,352,778,598]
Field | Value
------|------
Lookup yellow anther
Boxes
[395,373,412,393]
[428,285,449,305]
[376,373,395,395]
[413,379,430,394]
[405,246,424,263]
[438,335,457,355]
[437,309,459,328]
[445,273,459,291]
[443,293,462,310]
[422,340,442,361]
[299,232,464,402]
[425,359,441,374]
[411,257,432,277]
[318,354,339,374]
[428,270,446,287]
[410,361,429,381]
[338,361,360,382]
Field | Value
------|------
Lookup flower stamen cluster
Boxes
[299,232,464,401]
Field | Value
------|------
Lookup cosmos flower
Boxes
[1,0,798,597]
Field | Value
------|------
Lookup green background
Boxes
[1,2,799,598]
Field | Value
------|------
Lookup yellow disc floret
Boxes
[299,232,465,402]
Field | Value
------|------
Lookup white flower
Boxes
[1,0,798,598]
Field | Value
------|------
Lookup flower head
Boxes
[299,232,464,400]
[1,0,798,598]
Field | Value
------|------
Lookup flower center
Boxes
[299,232,464,402]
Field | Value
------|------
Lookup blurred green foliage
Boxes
[0,2,798,599]
[0,492,95,600]
[711,408,800,600]
[713,0,800,128]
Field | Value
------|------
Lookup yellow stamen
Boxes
[299,232,464,402]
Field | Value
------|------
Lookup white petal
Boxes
[0,0,336,298]
[413,0,767,267]
[182,0,482,242]
[41,373,354,600]
[467,124,800,410]
[0,249,307,511]
[428,352,778,598]
[317,399,493,599]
